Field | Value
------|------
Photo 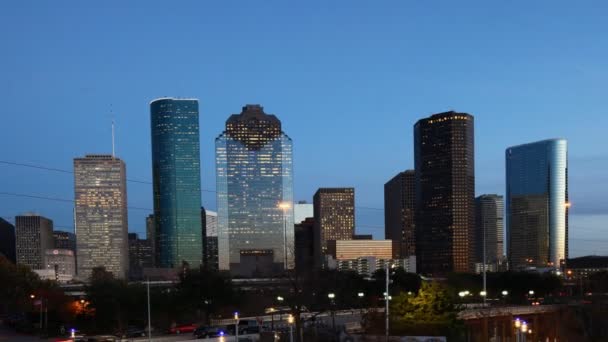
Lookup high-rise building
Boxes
[146,214,156,266]
[53,231,76,252]
[475,195,504,266]
[202,208,218,271]
[0,218,16,263]
[216,105,294,277]
[15,214,54,270]
[414,111,475,275]
[384,170,416,259]
[313,188,355,267]
[45,249,76,283]
[294,201,313,225]
[295,217,315,277]
[74,154,128,279]
[128,233,154,280]
[506,139,568,269]
[326,239,393,260]
[150,98,203,269]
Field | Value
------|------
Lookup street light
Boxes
[458,291,466,298]
[357,292,364,298]
[480,291,487,297]
[278,201,291,271]
[269,307,276,330]
[277,296,284,302]
[234,312,239,342]
[502,290,509,296]
[287,314,294,342]
[327,293,335,299]
[30,294,35,299]
[528,290,535,296]
[327,293,336,334]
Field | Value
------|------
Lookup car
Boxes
[169,323,197,334]
[122,326,147,338]
[193,326,228,339]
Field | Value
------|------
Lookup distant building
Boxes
[566,256,608,279]
[151,98,203,269]
[313,188,355,267]
[294,201,313,225]
[202,207,218,271]
[295,217,315,277]
[474,262,498,274]
[146,214,156,267]
[330,256,417,277]
[15,214,54,270]
[216,105,294,277]
[506,139,568,270]
[414,111,475,275]
[53,231,76,252]
[45,249,76,283]
[74,154,129,280]
[475,195,504,267]
[0,218,16,263]
[384,170,416,259]
[353,234,373,240]
[128,233,154,280]
[327,239,392,261]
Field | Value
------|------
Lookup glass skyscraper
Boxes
[506,139,568,270]
[150,98,203,269]
[216,105,294,277]
[475,194,504,266]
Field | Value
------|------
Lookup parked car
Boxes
[193,326,227,339]
[121,326,147,338]
[169,323,197,334]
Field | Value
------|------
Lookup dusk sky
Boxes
[1,1,606,257]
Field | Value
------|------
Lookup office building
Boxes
[216,105,294,277]
[330,256,417,277]
[146,214,156,266]
[128,233,154,280]
[151,98,203,269]
[313,188,355,267]
[506,139,568,269]
[45,249,76,283]
[327,239,392,261]
[294,201,313,225]
[566,256,608,279]
[53,231,76,252]
[202,207,219,271]
[295,217,315,277]
[475,195,504,267]
[384,170,416,259]
[15,214,54,270]
[74,154,128,279]
[0,218,16,263]
[414,111,475,275]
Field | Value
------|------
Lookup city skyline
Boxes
[1,2,607,258]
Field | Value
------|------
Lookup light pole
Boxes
[384,262,391,341]
[147,278,152,342]
[483,217,487,305]
[288,314,294,342]
[277,296,284,322]
[269,307,276,330]
[328,293,336,334]
[234,312,239,342]
[357,292,364,318]
[278,202,291,271]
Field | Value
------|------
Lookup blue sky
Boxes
[0,1,606,257]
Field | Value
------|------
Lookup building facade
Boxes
[53,231,76,252]
[384,170,416,259]
[202,207,219,271]
[216,105,294,277]
[45,249,76,283]
[128,233,154,280]
[313,188,355,267]
[74,154,128,279]
[327,239,393,261]
[0,218,16,263]
[150,98,203,269]
[506,139,568,269]
[414,111,475,275]
[146,214,156,267]
[15,214,54,270]
[295,217,315,277]
[475,195,504,266]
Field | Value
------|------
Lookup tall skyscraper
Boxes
[74,154,128,279]
[201,207,218,271]
[150,98,203,269]
[53,231,76,252]
[475,195,504,266]
[216,105,294,277]
[313,188,355,267]
[15,214,54,270]
[506,139,568,269]
[294,201,313,225]
[384,170,416,259]
[0,218,16,263]
[145,214,156,266]
[414,111,475,275]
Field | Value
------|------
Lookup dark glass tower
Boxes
[150,98,203,269]
[506,139,568,270]
[475,194,504,266]
[384,170,415,259]
[414,111,475,275]
[0,218,16,263]
[216,105,294,277]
